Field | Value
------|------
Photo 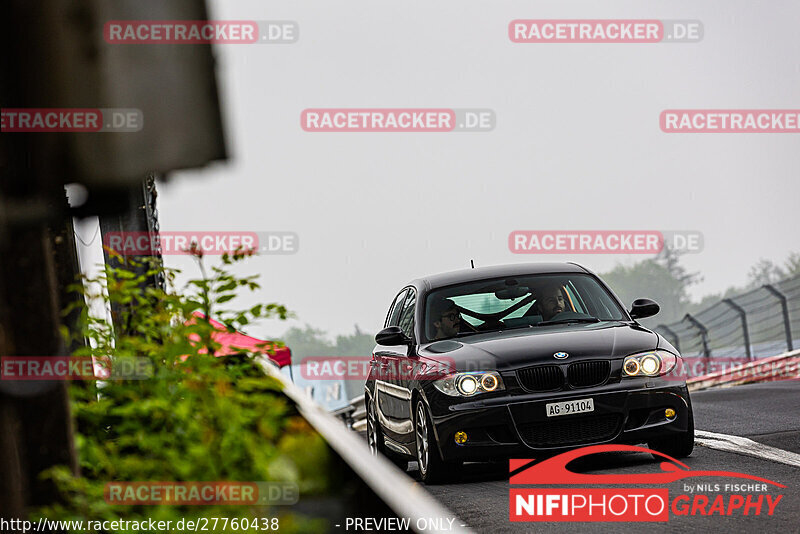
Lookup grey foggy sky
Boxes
[77,0,800,341]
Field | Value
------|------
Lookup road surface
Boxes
[407,381,800,533]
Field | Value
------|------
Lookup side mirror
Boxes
[375,326,411,346]
[629,298,660,320]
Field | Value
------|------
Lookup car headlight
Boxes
[622,350,679,377]
[434,371,505,397]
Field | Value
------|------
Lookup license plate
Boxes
[546,398,594,417]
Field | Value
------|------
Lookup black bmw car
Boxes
[365,262,694,484]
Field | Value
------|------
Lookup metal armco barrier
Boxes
[684,313,711,359]
[763,284,794,351]
[257,357,475,534]
[721,298,752,360]
[656,274,800,360]
[656,323,681,352]
[687,349,800,392]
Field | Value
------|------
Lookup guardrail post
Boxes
[656,324,681,352]
[684,314,711,359]
[722,299,753,361]
[763,284,794,352]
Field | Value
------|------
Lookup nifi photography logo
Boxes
[509,444,784,522]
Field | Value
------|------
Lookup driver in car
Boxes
[430,299,462,340]
[535,283,568,321]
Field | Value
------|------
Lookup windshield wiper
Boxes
[537,317,600,326]
[502,323,536,331]
[454,330,481,337]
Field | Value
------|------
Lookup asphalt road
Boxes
[403,381,800,533]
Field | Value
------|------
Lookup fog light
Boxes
[454,431,468,445]
[665,408,676,420]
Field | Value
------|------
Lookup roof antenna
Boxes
[470,259,475,269]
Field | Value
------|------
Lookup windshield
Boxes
[423,273,627,342]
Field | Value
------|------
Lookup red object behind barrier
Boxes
[186,312,291,367]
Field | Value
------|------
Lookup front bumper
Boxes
[426,380,692,461]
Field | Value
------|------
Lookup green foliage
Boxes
[746,253,800,288]
[281,325,376,403]
[601,249,800,327]
[281,324,374,359]
[684,251,800,315]
[785,253,800,277]
[36,249,329,533]
[601,247,698,325]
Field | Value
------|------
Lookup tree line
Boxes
[601,249,800,327]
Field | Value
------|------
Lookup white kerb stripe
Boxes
[696,429,800,468]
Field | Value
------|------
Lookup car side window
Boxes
[397,290,416,340]
[386,289,408,328]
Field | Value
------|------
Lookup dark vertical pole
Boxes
[0,194,80,517]
[0,2,79,519]
[722,298,752,361]
[684,314,711,359]
[98,174,165,335]
[763,284,794,352]
[52,192,86,355]
[656,324,681,353]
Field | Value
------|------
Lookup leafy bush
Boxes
[36,249,330,533]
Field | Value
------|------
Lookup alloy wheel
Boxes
[415,402,429,475]
[367,400,378,455]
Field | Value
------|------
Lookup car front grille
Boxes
[517,414,622,448]
[516,365,563,391]
[567,360,611,387]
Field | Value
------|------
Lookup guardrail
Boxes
[656,274,800,360]
[686,349,800,391]
[258,357,474,534]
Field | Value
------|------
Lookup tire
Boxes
[366,396,384,456]
[367,397,409,470]
[414,400,457,484]
[649,408,695,459]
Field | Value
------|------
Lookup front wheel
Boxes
[368,397,409,470]
[415,401,457,484]
[649,409,695,459]
[366,397,383,456]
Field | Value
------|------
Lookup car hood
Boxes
[419,322,658,372]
